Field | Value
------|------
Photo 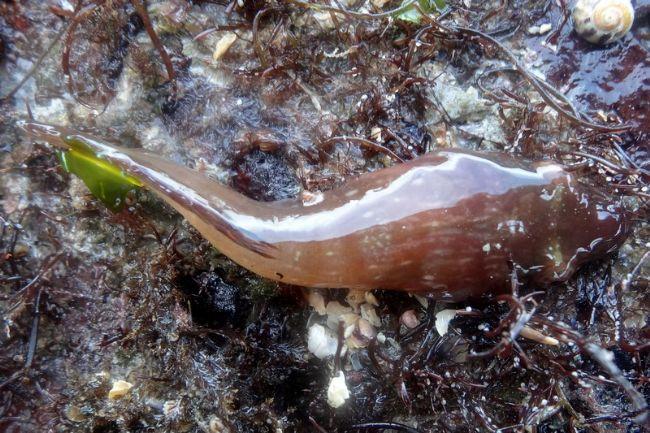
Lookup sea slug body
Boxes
[18,121,629,300]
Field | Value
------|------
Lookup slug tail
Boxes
[17,120,277,259]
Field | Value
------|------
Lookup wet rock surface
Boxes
[1,1,648,432]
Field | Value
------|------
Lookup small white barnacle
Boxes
[572,0,634,44]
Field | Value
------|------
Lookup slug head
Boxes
[529,178,630,284]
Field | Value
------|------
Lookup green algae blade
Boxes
[57,139,142,211]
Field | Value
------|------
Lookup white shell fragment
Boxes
[348,318,377,348]
[435,309,458,336]
[572,0,634,44]
[212,32,237,61]
[307,290,327,315]
[301,190,325,207]
[360,303,381,327]
[327,371,350,408]
[308,324,339,359]
[307,290,381,356]
[520,326,560,346]
[326,301,354,329]
[364,291,379,306]
[108,379,133,399]
[345,290,367,310]
[528,23,553,35]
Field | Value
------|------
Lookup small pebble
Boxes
[400,309,419,329]
[209,416,230,433]
[108,380,133,399]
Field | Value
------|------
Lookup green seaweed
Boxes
[57,137,142,211]
[396,0,446,24]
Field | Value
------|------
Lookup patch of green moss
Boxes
[246,277,280,300]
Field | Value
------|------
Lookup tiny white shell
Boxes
[572,0,635,44]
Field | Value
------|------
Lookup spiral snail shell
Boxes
[572,0,635,44]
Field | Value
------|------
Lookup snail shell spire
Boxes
[572,0,635,44]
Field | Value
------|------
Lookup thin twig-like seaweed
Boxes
[346,422,422,432]
[62,2,103,108]
[131,0,176,83]
[537,318,649,424]
[60,0,177,106]
[437,23,631,132]
[252,7,276,68]
[0,22,67,102]
[285,0,418,19]
[287,0,629,133]
[321,136,405,163]
[562,149,649,176]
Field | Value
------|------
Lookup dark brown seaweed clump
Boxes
[0,1,648,432]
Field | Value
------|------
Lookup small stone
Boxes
[344,323,356,339]
[12,242,29,256]
[527,25,540,35]
[209,416,230,433]
[400,310,419,329]
[313,11,334,29]
[326,301,353,329]
[108,380,133,399]
[340,312,361,328]
[65,404,86,422]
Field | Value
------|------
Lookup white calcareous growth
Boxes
[572,0,634,44]
[327,371,350,408]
